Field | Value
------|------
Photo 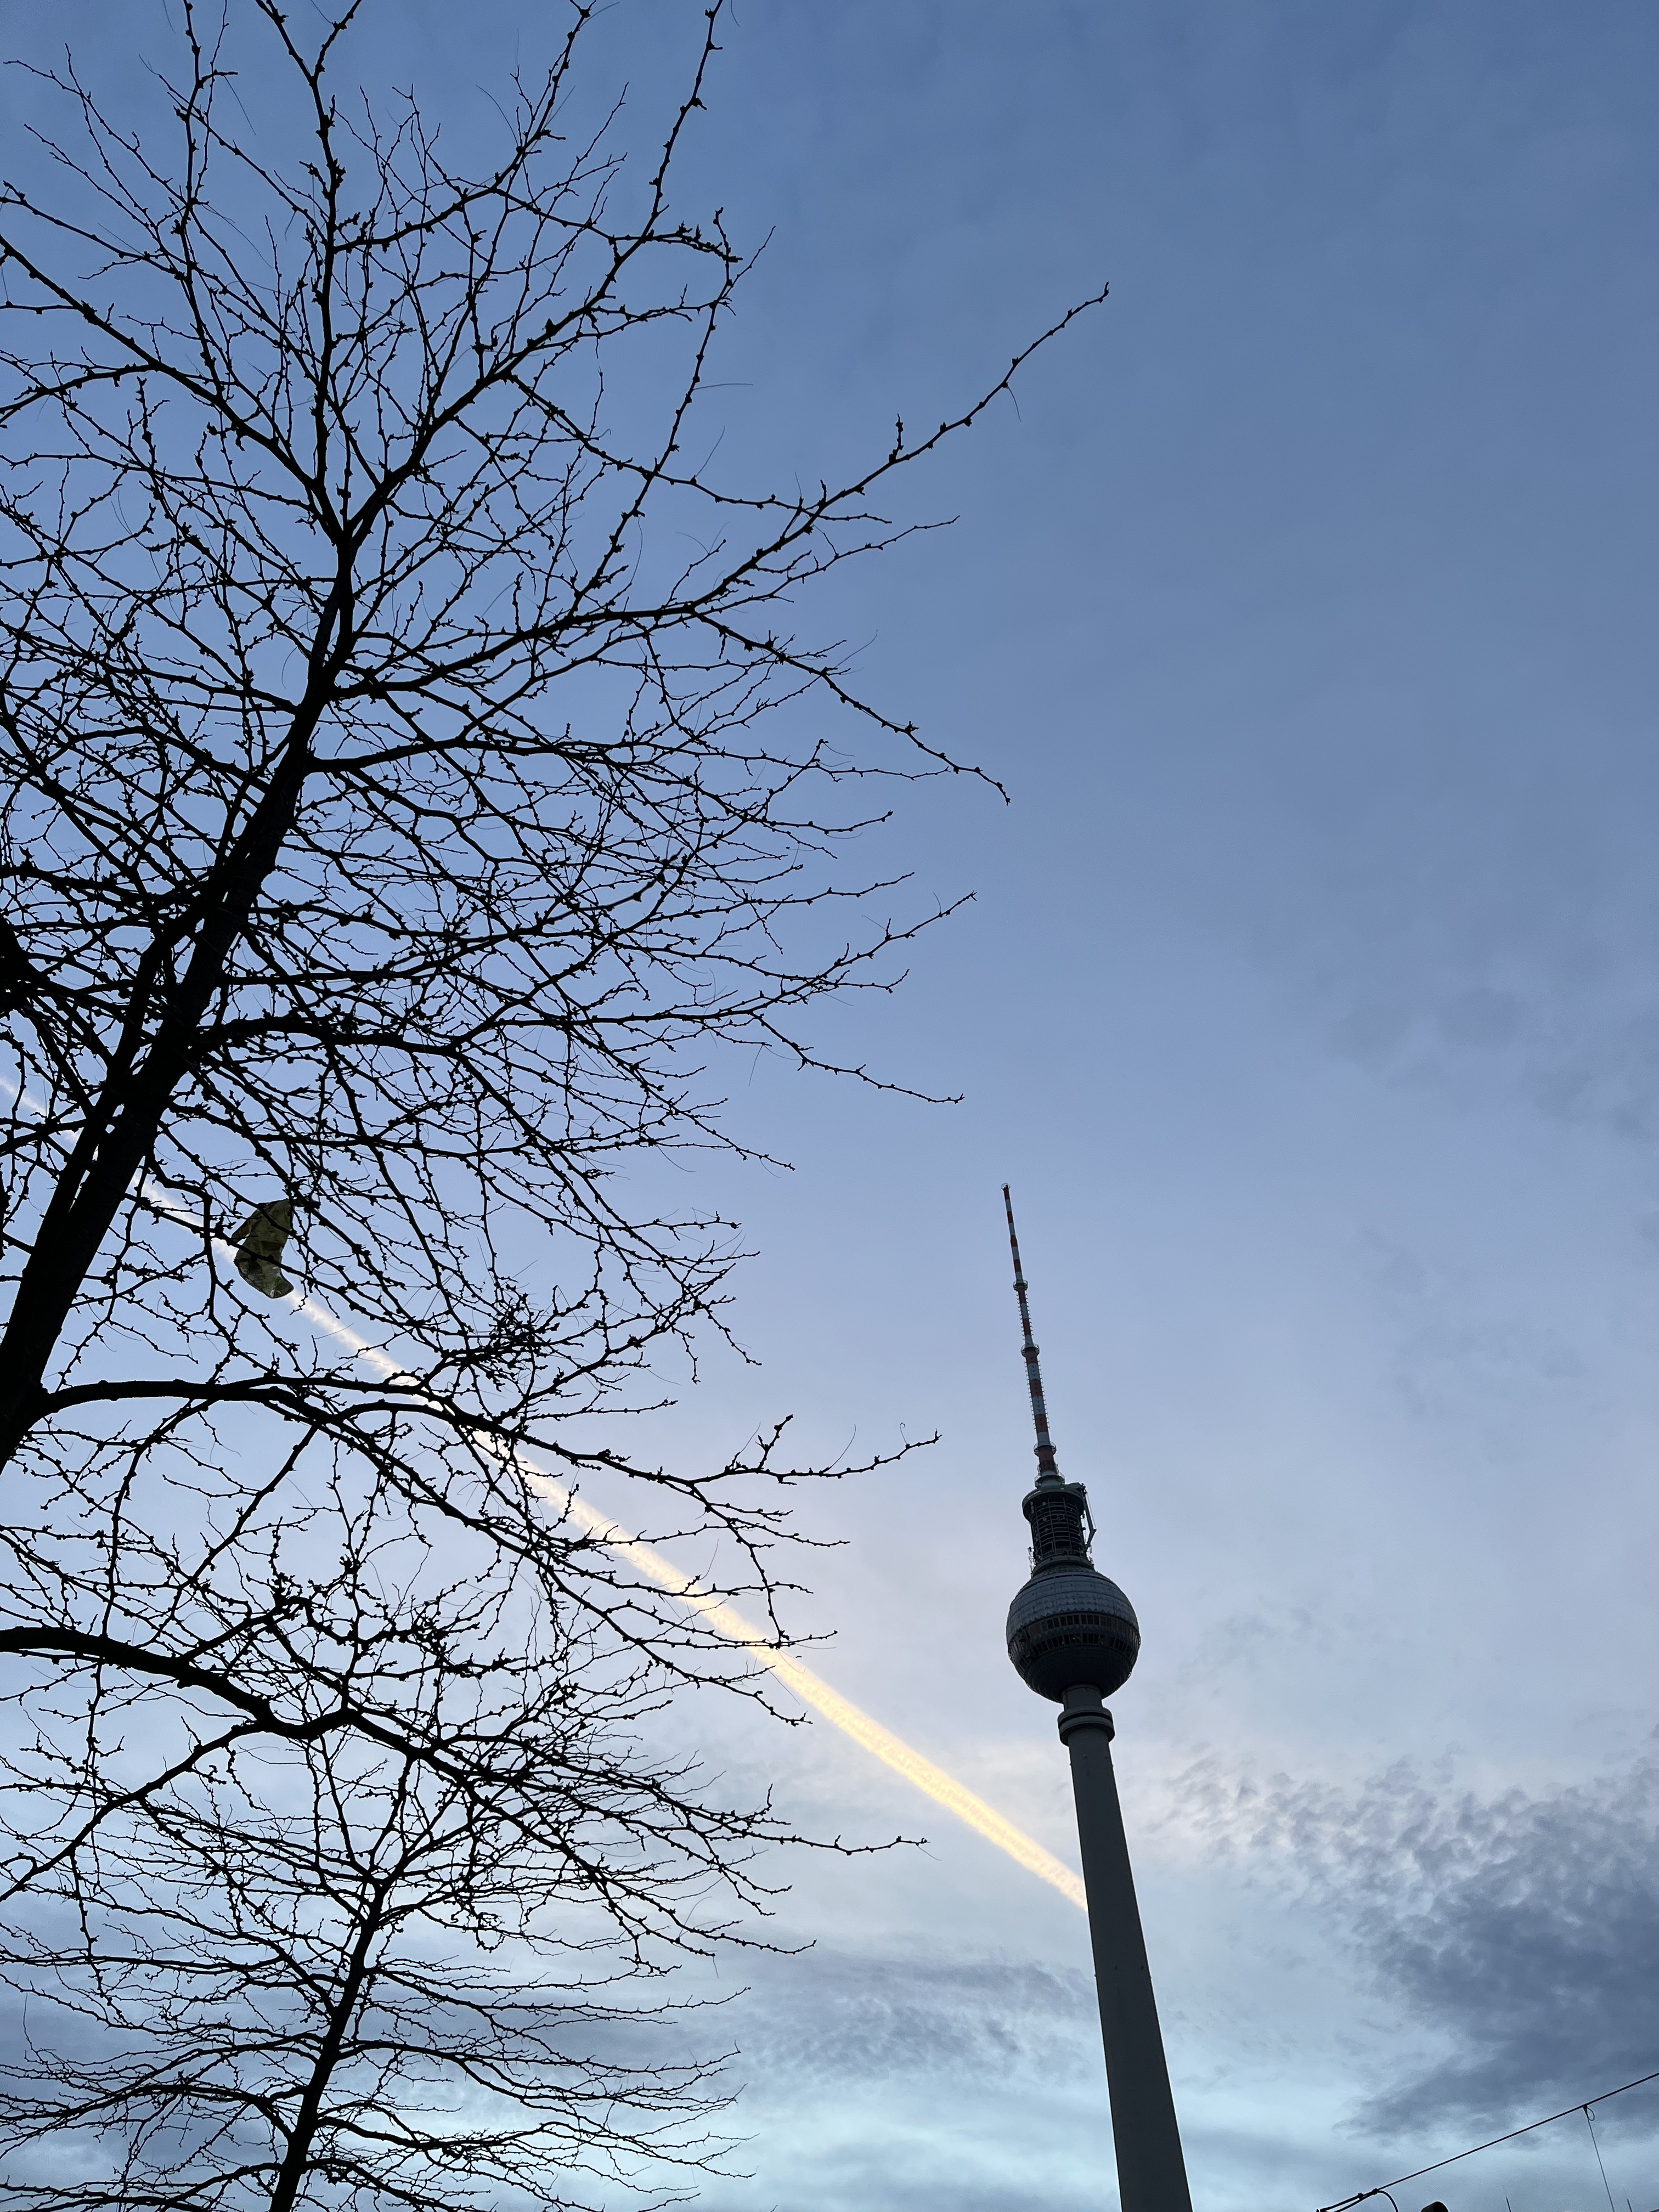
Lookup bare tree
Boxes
[0,1483,808,2211]
[0,0,1099,2201]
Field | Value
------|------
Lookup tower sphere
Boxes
[998,1186,1142,1703]
[1006,1558,1141,1702]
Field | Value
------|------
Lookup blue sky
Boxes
[7,3,1659,2208]
[628,7,1659,2207]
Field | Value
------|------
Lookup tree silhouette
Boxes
[0,1,1100,2200]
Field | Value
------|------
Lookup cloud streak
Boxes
[1181,1751,1659,2135]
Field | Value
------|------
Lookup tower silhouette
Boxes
[1002,1186,1193,2212]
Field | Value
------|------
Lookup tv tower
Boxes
[1001,1186,1193,2212]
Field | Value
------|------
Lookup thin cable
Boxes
[1316,2066,1659,2212]
[1584,2103,1618,2212]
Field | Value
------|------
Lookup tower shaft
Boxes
[1059,1689,1193,2212]
[1000,1190,1192,2212]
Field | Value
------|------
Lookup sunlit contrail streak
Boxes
[287,1289,1088,1912]
[533,1481,1088,1911]
[529,1472,1088,1912]
[3,1089,1086,1922]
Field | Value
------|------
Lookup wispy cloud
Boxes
[724,1945,1098,2090]
[1178,1752,1659,2135]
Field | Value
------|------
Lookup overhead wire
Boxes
[1316,2064,1659,2212]
[1583,2101,1620,2212]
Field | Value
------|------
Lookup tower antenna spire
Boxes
[1003,1183,1061,1486]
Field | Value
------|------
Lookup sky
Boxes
[7,3,1659,2210]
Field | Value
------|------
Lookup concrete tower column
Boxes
[1058,1686,1193,2212]
[998,1186,1194,2212]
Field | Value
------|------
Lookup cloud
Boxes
[722,1944,1098,2092]
[1178,1752,1659,2137]
[686,1946,1116,2212]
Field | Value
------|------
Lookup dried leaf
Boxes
[229,1199,294,1298]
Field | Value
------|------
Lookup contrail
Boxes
[535,1469,1088,1914]
[288,1290,1088,1913]
[0,1066,1086,1920]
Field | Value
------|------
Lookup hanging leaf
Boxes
[229,1199,295,1298]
